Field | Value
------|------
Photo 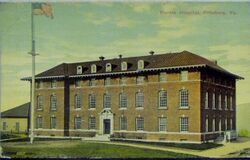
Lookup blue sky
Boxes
[0,2,249,110]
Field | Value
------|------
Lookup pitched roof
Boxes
[1,102,30,118]
[22,51,243,80]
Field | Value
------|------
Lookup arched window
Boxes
[103,93,111,109]
[159,90,167,108]
[89,94,96,109]
[136,91,144,107]
[91,64,97,73]
[75,93,81,109]
[121,61,127,71]
[50,94,57,111]
[119,93,128,108]
[179,89,188,108]
[106,63,112,72]
[120,116,127,130]
[77,65,82,74]
[37,95,43,110]
[137,60,144,70]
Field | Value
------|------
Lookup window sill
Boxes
[50,110,57,112]
[179,107,189,110]
[88,108,96,110]
[158,107,167,110]
[75,108,81,110]
[136,107,144,110]
[136,130,144,132]
[180,131,189,133]
[37,109,43,111]
[119,108,127,110]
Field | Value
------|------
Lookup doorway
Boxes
[103,119,111,134]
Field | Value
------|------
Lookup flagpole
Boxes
[29,3,38,144]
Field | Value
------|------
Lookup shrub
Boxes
[238,129,250,137]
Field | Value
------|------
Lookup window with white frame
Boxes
[230,96,233,110]
[225,95,228,110]
[159,72,166,82]
[75,80,81,87]
[89,117,96,129]
[136,92,144,108]
[75,117,81,129]
[104,77,111,86]
[159,117,167,132]
[180,71,188,81]
[50,95,57,111]
[36,117,43,129]
[91,64,97,73]
[212,118,215,132]
[120,76,126,85]
[218,94,222,110]
[89,78,96,86]
[180,89,189,108]
[205,91,209,109]
[103,93,111,109]
[136,117,144,131]
[225,118,227,130]
[89,94,96,109]
[50,117,56,129]
[159,90,167,108]
[121,62,127,71]
[180,117,189,132]
[136,76,144,84]
[120,116,127,130]
[75,93,81,109]
[37,95,43,110]
[106,63,112,72]
[205,117,209,132]
[119,93,128,108]
[212,93,215,109]
[2,122,7,130]
[137,60,144,70]
[51,80,57,88]
[77,65,82,74]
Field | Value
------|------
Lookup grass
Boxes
[2,140,198,158]
[111,139,223,150]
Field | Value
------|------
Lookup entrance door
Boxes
[103,119,110,134]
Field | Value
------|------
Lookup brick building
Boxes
[22,51,243,143]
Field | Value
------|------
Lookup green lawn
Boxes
[2,140,198,158]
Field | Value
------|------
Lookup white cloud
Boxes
[116,17,135,28]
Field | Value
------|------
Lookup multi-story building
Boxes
[22,51,243,143]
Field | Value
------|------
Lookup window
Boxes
[91,64,97,73]
[75,93,81,109]
[180,117,189,132]
[36,81,43,89]
[219,119,222,131]
[36,117,43,129]
[212,118,215,132]
[159,72,166,82]
[230,118,233,130]
[77,65,82,74]
[136,92,144,108]
[89,78,96,86]
[205,117,209,132]
[218,94,222,110]
[225,95,228,110]
[119,93,128,108]
[37,95,43,110]
[121,62,127,71]
[120,116,127,130]
[50,95,57,111]
[180,71,188,81]
[104,77,111,86]
[137,60,144,70]
[159,90,167,108]
[2,122,7,130]
[136,76,144,84]
[50,117,56,129]
[212,93,215,109]
[180,89,189,108]
[106,63,112,72]
[75,117,81,129]
[136,117,144,131]
[16,122,20,132]
[89,117,96,129]
[230,96,233,110]
[120,76,126,85]
[51,80,57,88]
[159,117,167,132]
[205,91,209,109]
[225,118,227,130]
[89,94,96,109]
[75,80,81,87]
[103,93,111,109]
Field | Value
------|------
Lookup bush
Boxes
[238,129,250,137]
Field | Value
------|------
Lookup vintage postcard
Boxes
[0,0,249,158]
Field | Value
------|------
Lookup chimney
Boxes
[210,59,218,65]
[99,56,105,61]
[149,50,155,55]
[119,54,122,59]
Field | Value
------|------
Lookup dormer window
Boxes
[137,60,144,70]
[77,65,82,74]
[91,64,97,73]
[106,63,112,72]
[121,61,127,71]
